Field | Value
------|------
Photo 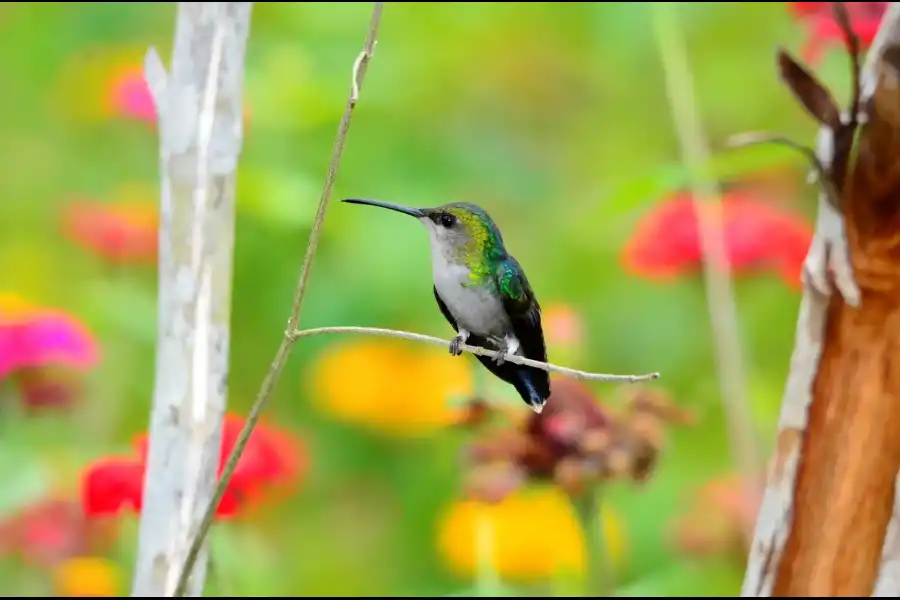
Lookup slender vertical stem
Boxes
[573,487,609,595]
[474,507,502,597]
[471,366,504,597]
[652,2,763,499]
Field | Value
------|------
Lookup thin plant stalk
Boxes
[572,487,609,595]
[474,507,503,597]
[651,2,763,499]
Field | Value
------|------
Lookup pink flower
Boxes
[0,294,99,380]
[107,67,156,123]
[104,63,252,127]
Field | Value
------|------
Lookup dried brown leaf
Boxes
[777,49,842,128]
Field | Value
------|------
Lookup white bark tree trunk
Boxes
[131,3,252,597]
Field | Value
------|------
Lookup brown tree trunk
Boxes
[773,295,900,595]
[742,3,900,596]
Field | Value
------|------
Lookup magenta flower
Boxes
[103,62,250,126]
[0,295,99,380]
[108,67,156,124]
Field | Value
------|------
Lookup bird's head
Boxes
[342,198,506,261]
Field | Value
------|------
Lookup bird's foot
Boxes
[491,350,507,365]
[449,330,470,356]
[491,336,520,366]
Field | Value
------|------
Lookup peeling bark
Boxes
[131,3,251,597]
[741,3,900,597]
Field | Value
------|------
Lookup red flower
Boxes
[62,200,158,265]
[0,499,115,569]
[622,191,813,288]
[787,2,887,64]
[81,414,306,520]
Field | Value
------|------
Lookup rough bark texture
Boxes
[131,3,251,597]
[741,3,900,596]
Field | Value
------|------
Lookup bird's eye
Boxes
[440,213,456,228]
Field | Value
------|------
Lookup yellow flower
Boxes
[54,557,120,597]
[312,339,472,436]
[0,292,35,321]
[437,487,626,581]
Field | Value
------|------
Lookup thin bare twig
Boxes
[652,3,764,502]
[288,326,660,383]
[171,3,384,596]
[726,132,841,206]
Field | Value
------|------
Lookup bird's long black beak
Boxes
[342,198,426,219]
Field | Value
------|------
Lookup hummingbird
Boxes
[342,198,551,413]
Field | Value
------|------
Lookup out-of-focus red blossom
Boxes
[82,414,306,520]
[622,191,813,288]
[62,201,158,265]
[670,473,763,559]
[0,294,99,382]
[787,2,887,64]
[0,499,115,569]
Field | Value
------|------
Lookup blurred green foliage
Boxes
[0,1,853,596]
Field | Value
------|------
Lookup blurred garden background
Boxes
[0,1,877,596]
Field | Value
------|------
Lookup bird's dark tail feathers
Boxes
[470,339,551,413]
[511,368,550,414]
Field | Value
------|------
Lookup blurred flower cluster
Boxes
[458,379,693,503]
